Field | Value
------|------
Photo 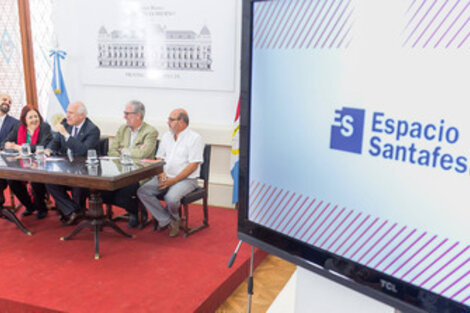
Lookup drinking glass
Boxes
[21,158,31,168]
[120,148,132,165]
[87,149,98,164]
[87,164,98,176]
[122,164,133,173]
[37,157,45,169]
[35,145,44,158]
[21,143,31,156]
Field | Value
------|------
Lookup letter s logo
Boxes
[330,107,365,154]
[341,115,354,137]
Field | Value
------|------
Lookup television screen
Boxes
[238,1,470,312]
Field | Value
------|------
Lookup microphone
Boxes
[67,148,74,162]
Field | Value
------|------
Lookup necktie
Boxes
[72,127,78,137]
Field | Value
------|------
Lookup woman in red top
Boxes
[3,105,52,219]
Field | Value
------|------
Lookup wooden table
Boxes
[0,154,163,259]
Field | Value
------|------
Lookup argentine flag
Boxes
[47,49,70,122]
[231,99,240,204]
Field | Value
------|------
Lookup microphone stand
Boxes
[228,240,255,313]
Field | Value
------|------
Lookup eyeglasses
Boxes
[124,111,137,115]
[168,117,180,122]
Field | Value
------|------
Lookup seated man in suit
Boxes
[137,108,203,237]
[0,93,19,210]
[45,101,100,225]
[102,100,158,228]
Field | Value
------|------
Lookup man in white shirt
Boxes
[137,108,203,237]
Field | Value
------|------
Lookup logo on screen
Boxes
[330,107,365,154]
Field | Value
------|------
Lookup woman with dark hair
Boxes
[3,105,53,219]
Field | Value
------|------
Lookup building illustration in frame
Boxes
[97,24,212,71]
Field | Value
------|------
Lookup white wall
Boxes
[50,0,242,207]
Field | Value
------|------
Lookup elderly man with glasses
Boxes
[104,100,158,228]
[45,101,101,225]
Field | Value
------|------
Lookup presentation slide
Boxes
[248,0,470,307]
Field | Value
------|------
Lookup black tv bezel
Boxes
[237,1,470,313]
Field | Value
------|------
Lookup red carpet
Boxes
[0,202,266,313]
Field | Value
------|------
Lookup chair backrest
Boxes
[155,139,160,156]
[199,144,211,183]
[99,138,109,156]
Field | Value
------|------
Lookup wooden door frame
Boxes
[17,0,37,109]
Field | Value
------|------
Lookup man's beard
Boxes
[0,103,10,114]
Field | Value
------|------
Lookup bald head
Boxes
[173,108,189,125]
[168,108,189,136]
[0,93,12,115]
[66,101,87,126]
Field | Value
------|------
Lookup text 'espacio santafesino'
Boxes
[368,112,468,174]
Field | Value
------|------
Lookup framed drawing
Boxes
[75,0,237,91]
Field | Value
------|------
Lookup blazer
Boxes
[108,122,158,159]
[47,118,100,157]
[2,123,53,153]
[0,114,19,145]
